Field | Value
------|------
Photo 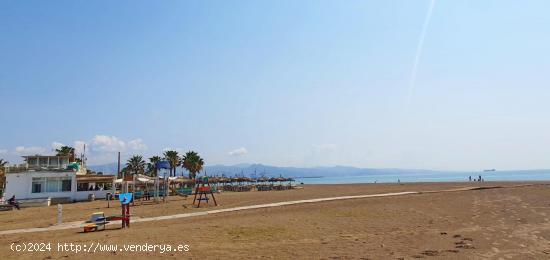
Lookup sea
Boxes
[294,170,550,184]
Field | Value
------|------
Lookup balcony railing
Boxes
[4,165,72,173]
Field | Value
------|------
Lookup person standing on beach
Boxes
[469,176,472,182]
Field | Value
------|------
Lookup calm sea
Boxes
[294,170,550,184]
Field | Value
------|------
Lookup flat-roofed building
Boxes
[23,155,71,169]
[3,155,115,204]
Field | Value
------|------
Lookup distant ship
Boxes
[483,169,496,172]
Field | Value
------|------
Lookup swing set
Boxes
[193,175,217,207]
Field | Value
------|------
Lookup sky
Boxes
[1,0,550,171]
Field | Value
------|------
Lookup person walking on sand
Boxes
[469,176,472,182]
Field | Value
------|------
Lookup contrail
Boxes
[407,0,436,106]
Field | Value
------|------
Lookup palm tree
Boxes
[55,146,74,156]
[120,166,129,179]
[0,159,7,191]
[182,151,204,180]
[126,155,146,176]
[0,159,8,177]
[55,146,77,162]
[163,150,180,177]
[0,159,8,168]
[147,156,162,177]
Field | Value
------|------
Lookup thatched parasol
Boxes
[257,177,269,183]
[217,177,230,183]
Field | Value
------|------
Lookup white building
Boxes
[3,155,115,203]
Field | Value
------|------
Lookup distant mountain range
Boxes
[88,162,496,178]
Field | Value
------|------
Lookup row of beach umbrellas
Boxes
[209,176,294,183]
[116,175,294,184]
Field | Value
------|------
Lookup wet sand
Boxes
[1,182,550,259]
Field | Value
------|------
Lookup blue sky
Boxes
[1,0,550,170]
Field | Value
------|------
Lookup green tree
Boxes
[182,151,204,180]
[147,156,162,177]
[0,159,8,168]
[55,146,75,156]
[0,159,7,191]
[120,166,128,179]
[55,146,79,162]
[163,150,180,177]
[126,155,146,176]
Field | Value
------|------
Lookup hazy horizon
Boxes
[2,1,550,171]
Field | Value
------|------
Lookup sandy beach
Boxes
[1,182,550,259]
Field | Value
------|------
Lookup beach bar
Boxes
[3,155,116,205]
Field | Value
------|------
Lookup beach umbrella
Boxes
[257,177,268,184]
[217,177,230,183]
[170,177,191,183]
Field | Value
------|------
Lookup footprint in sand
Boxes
[492,247,501,253]
[420,250,439,256]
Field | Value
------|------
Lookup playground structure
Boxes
[119,161,195,205]
[129,175,166,204]
[193,176,217,207]
[112,161,173,206]
[83,192,132,232]
[169,185,192,197]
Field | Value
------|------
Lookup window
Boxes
[39,158,48,166]
[31,177,71,193]
[46,178,60,192]
[62,179,72,192]
[32,183,42,193]
[32,177,45,193]
[77,183,88,191]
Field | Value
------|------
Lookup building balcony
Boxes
[5,165,73,173]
